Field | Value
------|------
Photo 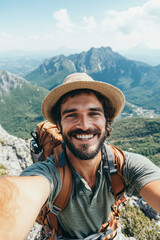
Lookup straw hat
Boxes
[42,72,125,124]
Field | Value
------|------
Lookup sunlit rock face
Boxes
[0,125,32,175]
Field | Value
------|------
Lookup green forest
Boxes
[108,117,160,167]
[0,83,48,139]
[121,201,160,240]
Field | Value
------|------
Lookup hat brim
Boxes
[41,80,125,124]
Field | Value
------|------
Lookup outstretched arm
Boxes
[140,179,160,214]
[0,175,50,240]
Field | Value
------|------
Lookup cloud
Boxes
[102,0,160,33]
[81,16,97,32]
[0,32,11,39]
[53,9,75,32]
[144,0,160,18]
[1,0,160,51]
[0,32,13,50]
[28,34,39,40]
[45,34,54,39]
[102,8,142,34]
[100,0,160,49]
[50,1,160,50]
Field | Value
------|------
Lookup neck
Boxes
[66,148,102,189]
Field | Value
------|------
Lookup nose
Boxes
[78,113,90,130]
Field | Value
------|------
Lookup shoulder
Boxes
[123,151,160,194]
[20,154,62,188]
[124,151,159,169]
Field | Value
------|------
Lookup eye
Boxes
[66,113,77,118]
[89,112,101,116]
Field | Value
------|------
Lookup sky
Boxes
[0,0,160,53]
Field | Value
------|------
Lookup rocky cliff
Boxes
[0,125,32,175]
[0,70,28,96]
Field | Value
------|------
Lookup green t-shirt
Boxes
[21,150,160,238]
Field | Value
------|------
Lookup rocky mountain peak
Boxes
[38,54,76,74]
[68,46,126,72]
[0,70,28,96]
[31,46,126,77]
[25,46,160,111]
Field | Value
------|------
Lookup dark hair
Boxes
[50,89,115,137]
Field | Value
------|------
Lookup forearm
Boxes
[0,177,19,238]
[0,176,50,240]
[140,179,160,214]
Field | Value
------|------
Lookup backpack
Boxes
[30,120,127,240]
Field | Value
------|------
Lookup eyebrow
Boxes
[62,109,77,116]
[62,107,104,116]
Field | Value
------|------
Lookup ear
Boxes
[56,122,62,133]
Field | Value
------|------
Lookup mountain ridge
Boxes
[0,71,49,138]
[0,70,28,96]
[25,46,160,111]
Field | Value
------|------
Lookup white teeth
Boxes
[76,134,94,140]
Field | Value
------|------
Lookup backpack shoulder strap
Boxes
[99,144,127,239]
[104,143,126,200]
[47,152,72,231]
[52,149,72,215]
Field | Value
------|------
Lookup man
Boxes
[0,72,160,240]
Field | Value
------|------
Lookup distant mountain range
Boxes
[120,45,160,66]
[25,47,160,112]
[0,57,43,77]
[0,48,79,77]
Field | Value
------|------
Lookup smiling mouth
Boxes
[74,134,95,140]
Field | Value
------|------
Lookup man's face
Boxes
[60,93,107,160]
